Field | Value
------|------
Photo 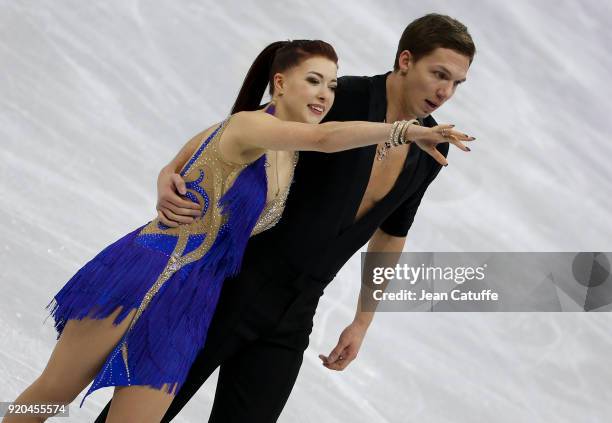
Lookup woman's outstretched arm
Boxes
[223,111,474,166]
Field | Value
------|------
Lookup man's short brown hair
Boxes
[394,13,476,70]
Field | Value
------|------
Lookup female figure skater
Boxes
[4,40,472,422]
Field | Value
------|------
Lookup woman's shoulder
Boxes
[216,111,272,164]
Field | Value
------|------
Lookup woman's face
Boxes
[273,56,338,124]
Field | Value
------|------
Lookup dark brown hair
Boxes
[231,40,338,114]
[393,13,476,70]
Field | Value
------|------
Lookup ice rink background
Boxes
[1,1,611,421]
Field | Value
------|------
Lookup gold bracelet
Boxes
[395,120,410,146]
[399,119,420,145]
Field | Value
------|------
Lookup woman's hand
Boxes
[406,123,475,166]
[318,321,368,371]
[156,167,201,227]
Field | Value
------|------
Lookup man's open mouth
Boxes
[425,99,438,109]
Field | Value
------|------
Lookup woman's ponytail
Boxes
[230,41,288,114]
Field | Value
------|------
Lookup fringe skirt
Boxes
[46,223,227,407]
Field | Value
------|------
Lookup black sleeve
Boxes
[379,143,448,237]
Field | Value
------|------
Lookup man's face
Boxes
[400,47,470,118]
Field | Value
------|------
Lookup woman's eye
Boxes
[329,86,337,91]
[307,78,320,84]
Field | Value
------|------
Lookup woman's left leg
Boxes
[105,384,176,423]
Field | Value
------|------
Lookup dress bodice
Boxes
[137,117,261,266]
[137,115,296,271]
[252,151,299,236]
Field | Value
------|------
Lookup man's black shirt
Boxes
[220,72,448,345]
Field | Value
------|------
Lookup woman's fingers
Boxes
[431,147,448,166]
[452,131,476,143]
[431,125,475,143]
[417,141,448,166]
[447,131,476,152]
[447,134,471,152]
[409,123,477,166]
[432,124,454,142]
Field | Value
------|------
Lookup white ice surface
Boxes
[1,1,611,422]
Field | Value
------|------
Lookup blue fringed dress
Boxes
[46,116,269,406]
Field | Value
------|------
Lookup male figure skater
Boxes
[95,13,476,423]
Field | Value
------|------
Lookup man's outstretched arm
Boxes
[318,228,406,371]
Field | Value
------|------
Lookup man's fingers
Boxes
[162,200,201,218]
[336,358,351,370]
[322,355,353,371]
[161,207,197,224]
[327,344,347,364]
[167,194,201,211]
[158,210,178,228]
[320,343,357,370]
[323,362,343,371]
[163,177,199,210]
[171,174,187,195]
[321,342,354,365]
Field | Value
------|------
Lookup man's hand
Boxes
[156,167,201,227]
[318,321,368,371]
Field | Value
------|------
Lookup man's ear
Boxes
[398,50,413,75]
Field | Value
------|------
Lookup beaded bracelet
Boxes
[377,119,420,160]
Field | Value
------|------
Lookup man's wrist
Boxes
[352,314,372,330]
[159,163,178,177]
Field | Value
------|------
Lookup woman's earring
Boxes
[265,99,276,115]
